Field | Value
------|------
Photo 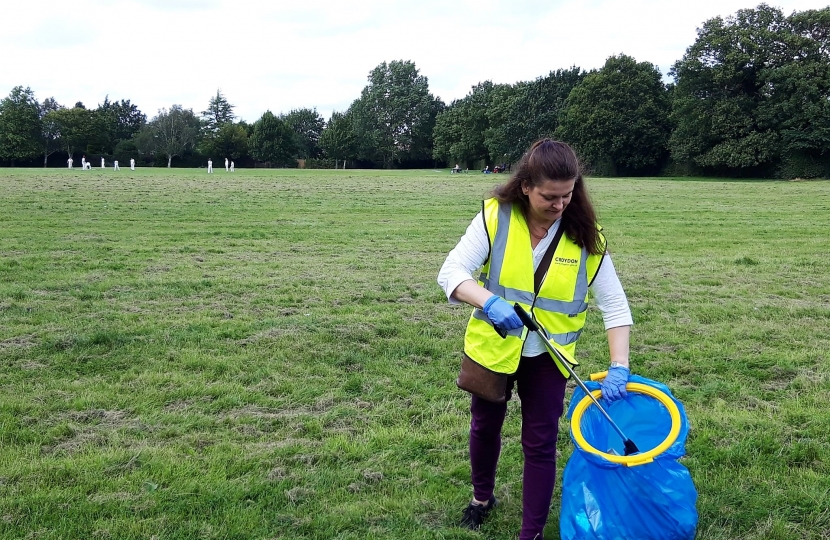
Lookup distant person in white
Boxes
[67,157,73,169]
[101,157,105,168]
[130,158,135,171]
[114,160,120,171]
[230,160,235,172]
[207,159,213,173]
[81,155,86,169]
[225,157,229,172]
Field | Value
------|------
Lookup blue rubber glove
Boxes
[601,365,629,402]
[482,295,523,333]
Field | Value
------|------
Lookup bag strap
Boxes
[533,224,565,294]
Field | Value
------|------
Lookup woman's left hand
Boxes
[600,365,629,402]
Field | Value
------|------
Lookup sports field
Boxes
[1,168,828,539]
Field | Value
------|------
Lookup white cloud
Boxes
[0,0,821,122]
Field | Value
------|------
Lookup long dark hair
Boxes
[492,139,603,255]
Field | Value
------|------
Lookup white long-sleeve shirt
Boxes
[437,211,633,357]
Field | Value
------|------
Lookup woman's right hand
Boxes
[482,295,523,332]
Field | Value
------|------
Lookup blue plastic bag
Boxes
[559,375,698,540]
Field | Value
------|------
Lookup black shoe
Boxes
[459,495,498,530]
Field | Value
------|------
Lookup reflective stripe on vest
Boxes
[471,304,582,345]
[480,273,588,315]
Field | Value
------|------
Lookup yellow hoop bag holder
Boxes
[559,373,698,539]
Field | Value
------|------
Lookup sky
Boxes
[1,0,823,123]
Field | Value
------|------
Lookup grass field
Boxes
[1,167,829,540]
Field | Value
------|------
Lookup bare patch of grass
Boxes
[285,487,315,503]
[222,405,305,421]
[40,410,145,455]
[18,360,47,370]
[237,327,300,346]
[0,334,37,350]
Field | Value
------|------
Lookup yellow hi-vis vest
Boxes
[463,198,606,377]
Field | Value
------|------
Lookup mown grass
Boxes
[1,167,828,540]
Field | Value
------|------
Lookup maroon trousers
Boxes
[469,353,567,540]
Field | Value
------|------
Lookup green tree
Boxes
[349,60,443,167]
[481,83,522,164]
[319,111,357,167]
[482,68,585,165]
[202,122,249,161]
[249,111,297,167]
[238,120,254,138]
[283,108,325,159]
[0,86,42,165]
[433,81,496,166]
[47,106,105,160]
[138,105,201,167]
[667,4,826,176]
[432,104,464,165]
[201,90,235,133]
[97,97,146,153]
[557,55,671,175]
[765,7,830,177]
[113,139,140,165]
[39,97,62,167]
[133,128,156,164]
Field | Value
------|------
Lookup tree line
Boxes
[1,4,828,178]
[0,61,438,170]
[0,88,330,170]
[433,4,830,178]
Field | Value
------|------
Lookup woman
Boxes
[437,139,633,539]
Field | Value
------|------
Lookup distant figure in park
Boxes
[101,157,105,169]
[225,157,229,172]
[81,155,86,169]
[114,160,120,171]
[130,158,135,171]
[208,159,213,173]
[452,164,462,173]
[230,160,235,172]
[67,157,73,169]
[482,165,490,174]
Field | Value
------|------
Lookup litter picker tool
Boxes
[512,303,640,456]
